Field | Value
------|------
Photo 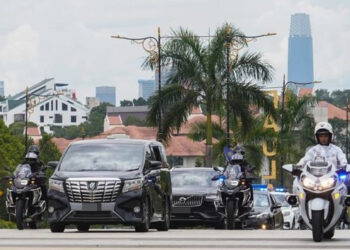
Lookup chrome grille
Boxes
[65,178,121,203]
[172,195,203,207]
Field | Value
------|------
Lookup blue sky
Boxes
[0,0,349,104]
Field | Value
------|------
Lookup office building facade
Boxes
[96,86,116,106]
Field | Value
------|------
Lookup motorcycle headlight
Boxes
[225,180,239,188]
[20,179,28,186]
[49,179,64,193]
[320,177,335,190]
[122,178,143,193]
[302,177,315,189]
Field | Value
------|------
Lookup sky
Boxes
[0,0,349,105]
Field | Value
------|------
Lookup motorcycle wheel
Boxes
[311,210,324,242]
[225,199,235,230]
[15,199,25,230]
[323,227,335,239]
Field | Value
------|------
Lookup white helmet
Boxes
[314,122,333,144]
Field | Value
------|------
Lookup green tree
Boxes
[0,119,25,221]
[124,116,149,126]
[146,24,275,167]
[120,100,133,107]
[133,97,148,106]
[38,134,61,165]
[8,121,38,137]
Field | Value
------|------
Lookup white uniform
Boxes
[297,144,348,168]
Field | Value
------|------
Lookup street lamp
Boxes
[111,28,163,142]
[224,26,276,146]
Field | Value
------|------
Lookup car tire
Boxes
[77,223,90,232]
[135,199,150,232]
[155,197,170,231]
[50,223,65,233]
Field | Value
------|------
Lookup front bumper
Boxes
[171,200,223,225]
[48,189,144,225]
[245,215,270,229]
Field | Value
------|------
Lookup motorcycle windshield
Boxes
[224,165,242,180]
[14,164,32,179]
[306,161,332,177]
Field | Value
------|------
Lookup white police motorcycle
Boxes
[283,159,350,242]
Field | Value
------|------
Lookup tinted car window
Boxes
[59,144,144,172]
[171,171,216,188]
[254,193,270,207]
[272,194,289,207]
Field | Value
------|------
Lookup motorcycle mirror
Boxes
[211,175,219,181]
[48,161,59,169]
[282,164,293,173]
[213,166,221,172]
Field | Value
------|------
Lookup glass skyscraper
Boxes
[96,86,116,106]
[288,13,314,93]
[138,79,155,100]
[0,81,4,97]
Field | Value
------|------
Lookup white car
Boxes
[270,191,300,229]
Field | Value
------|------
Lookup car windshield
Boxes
[272,194,289,207]
[59,143,144,172]
[254,193,270,207]
[171,170,217,188]
[14,164,32,179]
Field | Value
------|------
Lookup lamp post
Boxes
[279,76,322,185]
[224,26,276,146]
[111,28,163,141]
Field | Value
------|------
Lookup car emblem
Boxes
[88,182,97,190]
[179,197,188,203]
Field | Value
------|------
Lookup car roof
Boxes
[70,138,162,147]
[170,167,216,172]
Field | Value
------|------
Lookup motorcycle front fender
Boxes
[308,198,329,219]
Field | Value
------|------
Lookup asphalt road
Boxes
[0,229,350,250]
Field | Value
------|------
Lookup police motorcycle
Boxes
[5,164,47,230]
[212,147,254,229]
[283,158,350,242]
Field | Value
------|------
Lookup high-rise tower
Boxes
[288,13,314,93]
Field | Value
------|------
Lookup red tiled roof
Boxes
[178,114,221,135]
[317,101,347,120]
[298,88,313,97]
[166,135,206,157]
[107,115,123,126]
[26,127,41,136]
[52,137,82,153]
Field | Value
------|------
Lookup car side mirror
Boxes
[213,166,220,172]
[48,161,59,169]
[150,161,162,170]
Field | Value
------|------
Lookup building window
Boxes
[55,100,58,111]
[40,105,44,111]
[71,116,77,123]
[40,116,44,123]
[45,102,50,111]
[14,114,25,122]
[51,100,53,111]
[82,116,87,120]
[71,107,76,112]
[54,114,62,123]
[62,103,68,111]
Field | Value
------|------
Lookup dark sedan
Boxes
[245,190,283,229]
[170,168,223,228]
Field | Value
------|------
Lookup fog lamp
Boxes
[48,206,55,213]
[134,206,141,213]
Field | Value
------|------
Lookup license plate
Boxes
[82,203,101,211]
[173,207,191,214]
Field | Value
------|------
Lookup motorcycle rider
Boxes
[297,122,347,168]
[22,145,47,201]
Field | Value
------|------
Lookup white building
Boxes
[0,78,88,131]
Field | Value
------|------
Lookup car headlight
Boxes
[122,178,143,193]
[257,212,270,219]
[302,177,315,189]
[49,179,64,193]
[283,211,291,217]
[320,177,335,190]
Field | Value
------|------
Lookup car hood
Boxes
[52,170,142,180]
[250,207,270,214]
[172,187,216,196]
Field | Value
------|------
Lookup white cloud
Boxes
[0,0,349,104]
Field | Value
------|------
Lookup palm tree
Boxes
[188,115,277,172]
[146,24,275,167]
